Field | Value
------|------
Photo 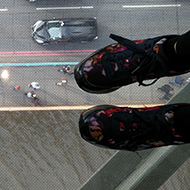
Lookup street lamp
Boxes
[1,70,9,79]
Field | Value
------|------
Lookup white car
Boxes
[29,82,40,90]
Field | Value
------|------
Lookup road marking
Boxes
[0,49,96,57]
[0,62,78,67]
[36,6,93,11]
[0,104,164,111]
[0,8,8,11]
[122,4,181,8]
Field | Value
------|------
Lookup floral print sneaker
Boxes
[74,34,187,94]
[79,103,190,151]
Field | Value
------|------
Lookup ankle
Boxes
[174,42,177,54]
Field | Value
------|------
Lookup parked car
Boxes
[32,17,98,45]
[28,0,36,2]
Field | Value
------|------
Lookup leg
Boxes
[175,30,190,56]
[164,30,190,64]
[174,106,190,142]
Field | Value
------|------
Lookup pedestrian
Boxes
[157,84,174,101]
[160,93,173,101]
[63,65,71,73]
[55,78,68,88]
[61,78,68,87]
[24,91,36,99]
[33,97,40,106]
[157,84,173,94]
[169,76,185,86]
[13,85,21,90]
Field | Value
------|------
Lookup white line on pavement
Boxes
[0,8,8,11]
[0,104,164,111]
[36,6,93,11]
[122,4,181,8]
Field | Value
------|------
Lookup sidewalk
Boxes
[0,64,188,107]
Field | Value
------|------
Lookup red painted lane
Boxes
[0,49,97,57]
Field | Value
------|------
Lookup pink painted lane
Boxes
[0,49,97,57]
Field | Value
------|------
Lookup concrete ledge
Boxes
[79,150,147,190]
[116,145,190,190]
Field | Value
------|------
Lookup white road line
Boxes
[122,4,181,8]
[0,104,164,111]
[0,8,8,11]
[81,6,94,9]
[36,6,93,11]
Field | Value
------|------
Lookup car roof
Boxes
[46,18,97,40]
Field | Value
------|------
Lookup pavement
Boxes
[0,63,188,108]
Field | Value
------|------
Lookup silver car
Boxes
[32,17,98,45]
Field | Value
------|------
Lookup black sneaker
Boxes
[74,34,188,94]
[79,103,190,151]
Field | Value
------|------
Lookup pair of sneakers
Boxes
[74,33,190,151]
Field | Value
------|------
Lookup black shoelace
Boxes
[109,34,167,86]
[111,109,168,149]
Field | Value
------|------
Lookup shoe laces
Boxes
[111,109,167,148]
[109,34,167,86]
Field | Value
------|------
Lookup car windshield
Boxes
[47,21,63,40]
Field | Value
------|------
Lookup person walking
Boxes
[24,91,36,99]
[157,84,173,94]
[55,78,68,88]
[13,85,21,90]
